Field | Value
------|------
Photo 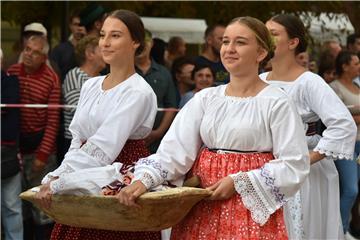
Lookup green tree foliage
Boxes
[1,1,358,35]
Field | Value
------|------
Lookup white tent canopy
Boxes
[300,12,354,45]
[141,17,207,44]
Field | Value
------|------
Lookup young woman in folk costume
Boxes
[35,10,161,240]
[261,14,357,239]
[117,16,310,240]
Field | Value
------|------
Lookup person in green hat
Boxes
[79,3,107,37]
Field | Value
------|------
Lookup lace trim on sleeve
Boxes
[41,175,54,185]
[313,146,353,160]
[81,141,112,165]
[137,172,156,190]
[41,164,74,185]
[230,172,271,226]
[134,158,169,189]
[50,178,66,194]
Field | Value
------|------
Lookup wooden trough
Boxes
[20,187,211,231]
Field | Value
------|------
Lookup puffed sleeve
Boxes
[66,80,89,151]
[133,91,205,189]
[42,88,157,184]
[41,83,88,184]
[306,75,356,160]
[230,97,310,226]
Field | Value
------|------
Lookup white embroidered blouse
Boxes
[133,84,310,225]
[41,73,157,194]
[260,71,357,160]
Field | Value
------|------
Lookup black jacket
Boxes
[1,70,20,178]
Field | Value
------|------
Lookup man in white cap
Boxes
[23,22,47,36]
[4,22,48,69]
[16,22,48,65]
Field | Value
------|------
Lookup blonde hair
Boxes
[229,16,274,63]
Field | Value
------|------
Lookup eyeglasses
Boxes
[24,46,43,58]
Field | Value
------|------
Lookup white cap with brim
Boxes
[24,22,47,36]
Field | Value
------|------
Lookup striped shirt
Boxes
[63,67,91,139]
[7,63,60,163]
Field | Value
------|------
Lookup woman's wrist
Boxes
[310,151,325,164]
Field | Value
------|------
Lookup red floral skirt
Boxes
[171,148,288,240]
[50,140,161,240]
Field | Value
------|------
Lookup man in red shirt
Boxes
[8,34,60,238]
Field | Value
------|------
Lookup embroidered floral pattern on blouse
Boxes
[137,158,168,179]
[260,166,286,204]
[81,141,111,165]
[230,172,271,225]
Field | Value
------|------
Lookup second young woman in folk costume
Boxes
[117,16,310,240]
[35,10,161,240]
[261,14,357,239]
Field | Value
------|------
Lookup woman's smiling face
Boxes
[220,22,265,75]
[99,17,139,65]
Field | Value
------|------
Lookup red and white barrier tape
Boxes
[0,104,180,112]
[0,104,76,109]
